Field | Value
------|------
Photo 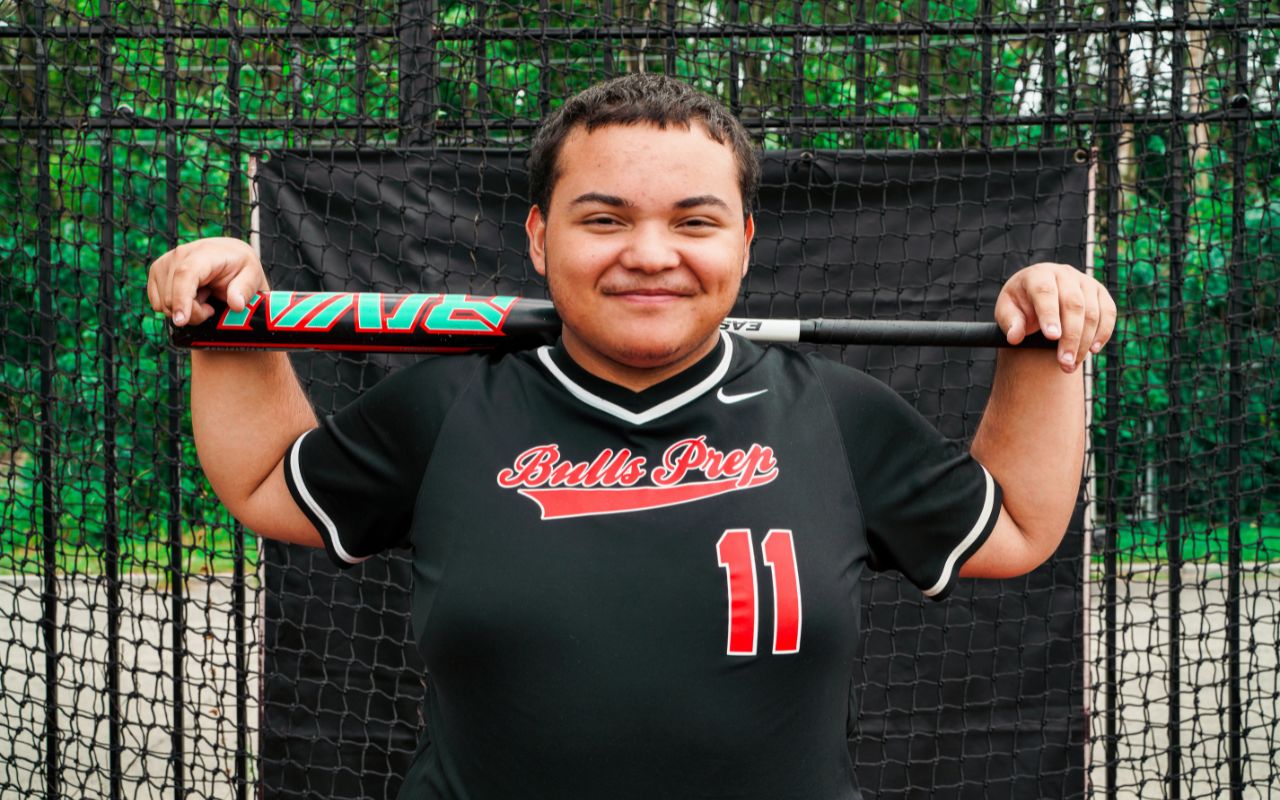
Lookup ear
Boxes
[740,213,755,278]
[526,205,548,277]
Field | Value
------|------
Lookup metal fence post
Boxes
[32,1,59,797]
[1226,3,1251,798]
[95,2,121,798]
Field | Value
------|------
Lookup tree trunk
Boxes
[1113,4,1136,213]
[1185,0,1213,198]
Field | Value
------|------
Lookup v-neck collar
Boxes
[536,332,733,425]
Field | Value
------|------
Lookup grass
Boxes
[4,525,1275,578]
[1097,519,1280,564]
[0,528,260,580]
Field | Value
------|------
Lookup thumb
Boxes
[225,275,266,312]
[994,293,1027,345]
[1003,311,1026,345]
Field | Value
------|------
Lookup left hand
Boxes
[995,262,1117,373]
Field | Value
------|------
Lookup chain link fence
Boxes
[3,1,1278,798]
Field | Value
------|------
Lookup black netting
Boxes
[3,2,1278,799]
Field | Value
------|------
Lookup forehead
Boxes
[552,122,741,210]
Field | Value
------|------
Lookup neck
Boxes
[560,331,722,392]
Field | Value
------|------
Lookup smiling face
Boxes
[526,122,755,391]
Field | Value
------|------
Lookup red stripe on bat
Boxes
[293,292,353,332]
[184,341,481,353]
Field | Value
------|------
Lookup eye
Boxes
[584,217,619,227]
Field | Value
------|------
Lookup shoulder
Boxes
[800,350,900,405]
[791,351,935,442]
[722,334,818,382]
[331,351,505,433]
[719,335,897,404]
[387,350,492,384]
[372,349,532,397]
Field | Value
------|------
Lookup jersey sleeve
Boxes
[809,356,1002,601]
[283,355,483,569]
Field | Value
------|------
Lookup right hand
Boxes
[147,237,268,327]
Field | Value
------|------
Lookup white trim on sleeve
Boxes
[289,430,370,566]
[920,466,996,598]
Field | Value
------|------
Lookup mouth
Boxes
[602,287,695,302]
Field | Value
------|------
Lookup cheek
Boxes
[547,238,621,280]
[580,241,624,271]
[689,242,746,289]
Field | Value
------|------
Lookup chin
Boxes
[606,339,690,368]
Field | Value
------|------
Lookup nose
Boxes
[618,223,681,273]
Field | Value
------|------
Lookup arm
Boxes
[148,237,322,546]
[960,262,1116,579]
[190,350,321,546]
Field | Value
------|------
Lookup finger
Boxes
[146,263,162,313]
[1024,269,1062,341]
[157,252,179,319]
[225,268,266,312]
[1075,280,1105,366]
[187,286,216,326]
[1076,285,1102,369]
[166,259,207,327]
[188,302,216,325]
[994,290,1028,345]
[1055,271,1086,372]
[1091,286,1118,354]
[146,252,166,312]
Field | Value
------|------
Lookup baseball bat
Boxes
[167,291,1054,352]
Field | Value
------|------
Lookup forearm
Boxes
[191,350,317,514]
[148,237,321,544]
[970,348,1085,554]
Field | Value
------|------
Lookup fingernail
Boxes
[1091,341,1102,353]
[173,311,185,325]
[1061,351,1075,366]
[1046,323,1061,337]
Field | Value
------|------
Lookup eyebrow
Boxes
[570,192,634,208]
[569,192,732,212]
[673,194,731,211]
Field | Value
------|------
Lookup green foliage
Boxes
[3,1,1277,574]
[1103,520,1280,565]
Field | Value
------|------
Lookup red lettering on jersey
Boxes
[498,445,646,490]
[650,437,707,486]
[498,436,779,519]
[740,445,778,488]
[608,450,647,486]
[496,445,560,488]
[549,460,588,486]
[716,449,740,478]
[651,437,779,489]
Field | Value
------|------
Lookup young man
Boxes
[148,74,1115,798]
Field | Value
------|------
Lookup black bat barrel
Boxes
[168,291,1055,352]
[168,292,561,353]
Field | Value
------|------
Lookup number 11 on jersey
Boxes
[716,529,802,656]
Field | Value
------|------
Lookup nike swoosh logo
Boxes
[716,387,769,405]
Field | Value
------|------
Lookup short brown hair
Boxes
[527,74,760,218]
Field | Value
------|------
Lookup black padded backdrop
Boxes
[256,148,1089,799]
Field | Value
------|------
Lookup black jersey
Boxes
[284,333,1001,799]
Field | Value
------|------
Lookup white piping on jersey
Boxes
[536,331,735,425]
[289,430,370,566]
[921,465,996,598]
